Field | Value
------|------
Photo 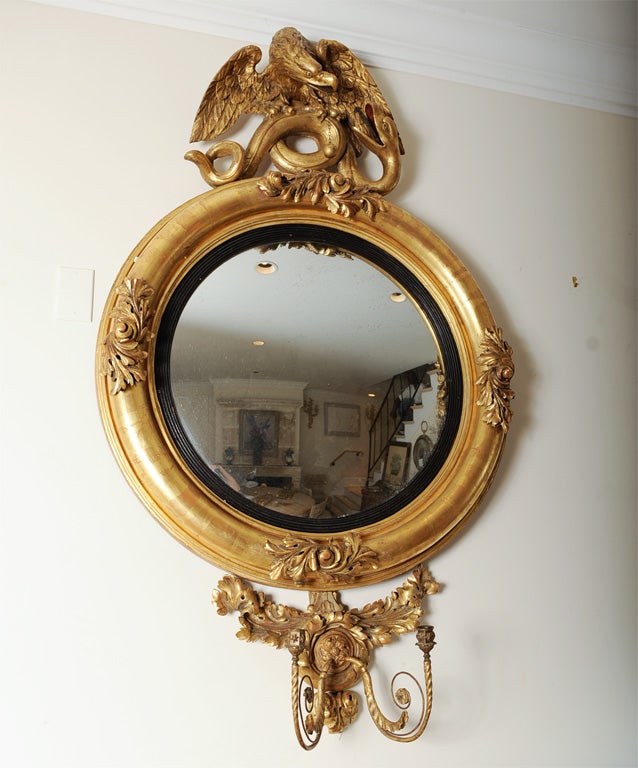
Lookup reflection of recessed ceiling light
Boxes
[252,340,265,346]
[367,393,376,397]
[255,261,278,274]
[390,292,406,302]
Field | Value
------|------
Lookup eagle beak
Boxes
[306,70,338,91]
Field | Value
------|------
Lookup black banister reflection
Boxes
[330,450,364,466]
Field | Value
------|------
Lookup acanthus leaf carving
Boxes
[100,277,154,395]
[265,532,378,583]
[258,170,386,219]
[351,565,440,649]
[213,574,307,649]
[476,327,515,432]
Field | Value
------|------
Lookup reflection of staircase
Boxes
[367,363,435,480]
[327,486,362,517]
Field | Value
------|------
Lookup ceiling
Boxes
[171,244,438,395]
[31,0,637,116]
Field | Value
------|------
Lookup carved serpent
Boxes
[185,113,347,186]
[185,108,402,194]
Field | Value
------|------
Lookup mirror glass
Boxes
[155,223,462,532]
[165,235,448,524]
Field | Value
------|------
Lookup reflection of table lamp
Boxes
[302,397,319,429]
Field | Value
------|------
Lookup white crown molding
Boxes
[30,0,637,117]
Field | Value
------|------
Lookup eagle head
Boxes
[269,27,337,91]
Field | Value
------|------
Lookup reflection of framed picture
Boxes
[324,403,360,436]
[239,410,279,456]
[383,441,411,486]
[412,434,434,470]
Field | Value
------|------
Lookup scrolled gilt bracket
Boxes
[212,565,440,748]
[100,278,154,395]
[476,327,515,431]
[184,27,403,199]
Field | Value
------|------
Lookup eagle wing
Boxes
[316,39,404,156]
[189,44,265,142]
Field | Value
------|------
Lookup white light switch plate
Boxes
[54,267,95,322]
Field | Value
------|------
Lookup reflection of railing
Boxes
[367,364,435,480]
[330,449,363,466]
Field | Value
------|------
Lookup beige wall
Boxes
[1,2,635,766]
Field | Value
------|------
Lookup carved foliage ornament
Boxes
[476,327,515,431]
[265,532,378,583]
[259,170,387,219]
[100,278,154,394]
[213,564,438,662]
[259,240,355,260]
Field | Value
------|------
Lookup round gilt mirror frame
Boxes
[96,178,513,590]
[96,27,515,746]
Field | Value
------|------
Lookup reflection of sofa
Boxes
[244,486,313,517]
[211,464,240,491]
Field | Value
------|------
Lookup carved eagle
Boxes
[190,27,403,157]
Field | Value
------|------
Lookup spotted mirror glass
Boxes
[154,223,462,533]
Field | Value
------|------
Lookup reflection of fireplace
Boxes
[231,464,302,487]
[214,383,303,462]
[254,475,292,489]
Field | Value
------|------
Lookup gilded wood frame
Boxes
[96,177,509,590]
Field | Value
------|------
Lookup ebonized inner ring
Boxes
[155,223,462,533]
